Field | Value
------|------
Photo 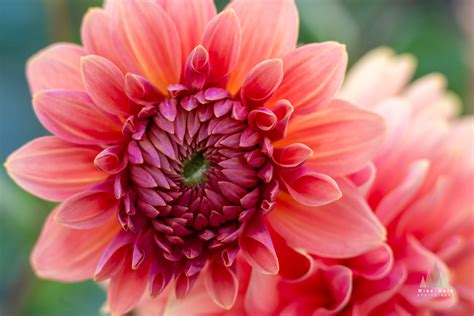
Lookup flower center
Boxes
[111,86,279,287]
[181,151,208,187]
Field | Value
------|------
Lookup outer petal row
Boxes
[279,99,386,177]
[5,137,106,201]
[30,211,120,281]
[268,179,386,258]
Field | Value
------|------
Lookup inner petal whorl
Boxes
[110,86,278,290]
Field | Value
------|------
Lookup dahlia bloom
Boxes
[339,48,474,315]
[150,48,473,316]
[4,0,386,314]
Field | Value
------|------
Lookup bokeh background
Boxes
[0,0,472,314]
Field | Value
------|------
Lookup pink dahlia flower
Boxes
[147,48,473,316]
[339,48,474,315]
[5,0,386,314]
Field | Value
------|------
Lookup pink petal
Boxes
[33,90,122,145]
[81,8,125,71]
[81,55,132,116]
[403,73,461,119]
[5,137,106,201]
[314,263,353,314]
[395,177,449,238]
[26,43,85,93]
[158,0,216,67]
[244,270,280,315]
[95,145,127,174]
[125,73,163,105]
[204,258,239,309]
[247,108,277,132]
[279,167,342,207]
[239,216,279,274]
[184,45,210,90]
[375,159,430,226]
[338,47,415,109]
[175,273,199,299]
[267,42,348,115]
[112,0,181,94]
[54,189,118,229]
[273,143,313,168]
[354,264,408,315]
[241,59,284,105]
[163,275,226,316]
[108,258,150,314]
[225,0,299,94]
[271,227,315,281]
[278,262,353,315]
[280,99,386,177]
[398,237,456,309]
[268,179,386,258]
[371,98,412,164]
[267,99,294,141]
[201,9,241,83]
[345,243,394,280]
[95,230,135,281]
[30,210,119,281]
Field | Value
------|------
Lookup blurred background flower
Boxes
[0,0,471,315]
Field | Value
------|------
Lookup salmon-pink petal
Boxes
[338,47,416,108]
[30,210,119,281]
[267,42,348,114]
[184,45,210,90]
[5,137,106,201]
[267,99,294,141]
[163,275,225,316]
[247,108,277,132]
[396,177,449,238]
[33,90,122,145]
[94,145,127,174]
[81,55,132,116]
[314,263,353,314]
[398,236,456,309]
[226,0,299,94]
[54,189,119,229]
[375,159,430,226]
[204,258,239,309]
[273,143,313,168]
[345,243,394,280]
[270,227,315,281]
[95,230,135,281]
[26,43,85,93]
[348,162,376,197]
[244,270,280,315]
[108,258,151,314]
[278,262,353,315]
[372,98,412,162]
[201,9,241,83]
[239,216,279,274]
[279,99,386,177]
[158,0,216,67]
[241,59,284,105]
[354,264,408,315]
[125,73,163,105]
[175,272,199,299]
[112,0,181,94]
[268,179,386,258]
[279,167,342,207]
[403,73,461,119]
[81,8,125,71]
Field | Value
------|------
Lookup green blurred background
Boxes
[0,0,472,315]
